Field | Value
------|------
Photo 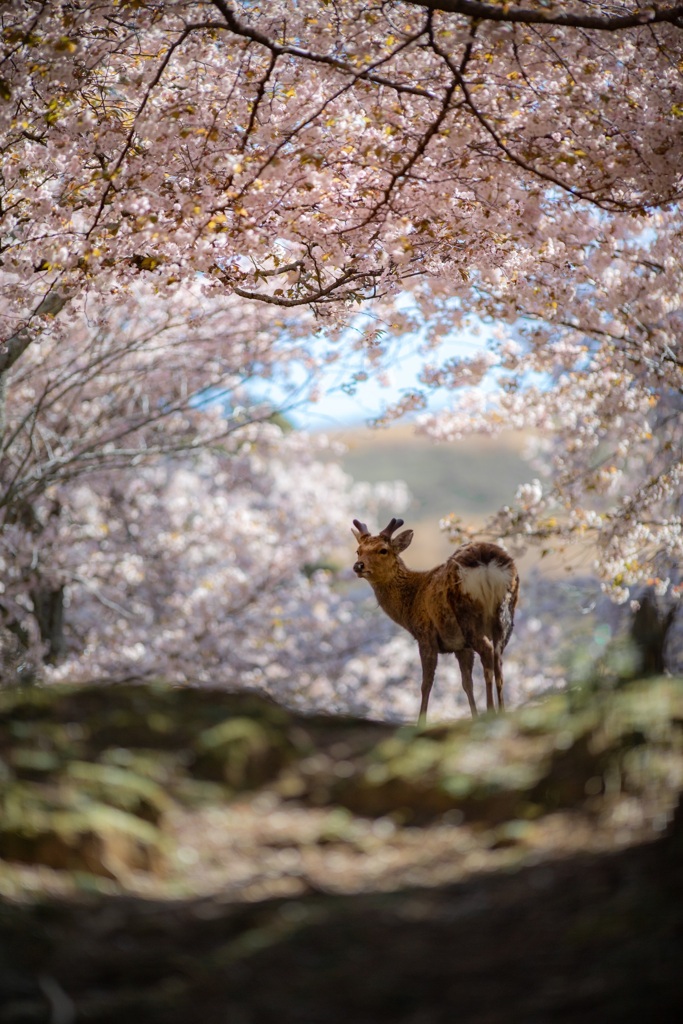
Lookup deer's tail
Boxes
[458,560,516,613]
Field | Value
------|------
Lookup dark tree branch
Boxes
[427,29,635,211]
[0,290,69,375]
[231,265,383,306]
[208,0,435,97]
[405,1,683,31]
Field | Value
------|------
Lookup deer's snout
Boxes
[353,560,365,576]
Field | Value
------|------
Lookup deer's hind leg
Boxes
[455,648,477,717]
[494,648,505,710]
[473,636,496,711]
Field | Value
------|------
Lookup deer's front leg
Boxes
[417,639,438,724]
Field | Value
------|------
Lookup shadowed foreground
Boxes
[1,679,682,1022]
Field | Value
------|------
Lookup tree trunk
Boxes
[30,585,66,665]
[629,591,676,676]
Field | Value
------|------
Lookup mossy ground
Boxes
[1,678,682,1021]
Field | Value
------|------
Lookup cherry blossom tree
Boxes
[41,431,410,698]
[0,282,412,684]
[0,276,414,692]
[2,0,682,623]
[0,282,322,664]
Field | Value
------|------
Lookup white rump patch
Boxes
[459,562,514,611]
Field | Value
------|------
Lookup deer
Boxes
[352,517,519,723]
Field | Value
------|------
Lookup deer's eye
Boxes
[379,547,389,555]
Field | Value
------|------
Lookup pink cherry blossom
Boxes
[2,2,682,695]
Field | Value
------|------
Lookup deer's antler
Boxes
[379,517,405,539]
[352,519,371,537]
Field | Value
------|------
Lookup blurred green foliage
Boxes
[1,679,683,1021]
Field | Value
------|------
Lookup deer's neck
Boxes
[369,565,425,632]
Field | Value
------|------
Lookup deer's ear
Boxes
[351,528,363,542]
[392,529,413,553]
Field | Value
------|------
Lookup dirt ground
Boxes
[1,678,682,1022]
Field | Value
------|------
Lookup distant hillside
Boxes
[330,423,535,567]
